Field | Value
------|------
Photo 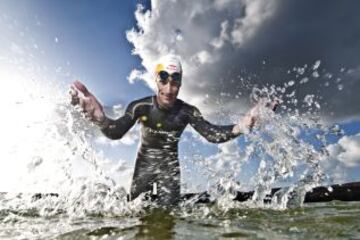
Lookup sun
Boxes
[0,61,60,192]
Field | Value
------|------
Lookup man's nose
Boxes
[163,81,172,91]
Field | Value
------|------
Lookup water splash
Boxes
[184,63,350,213]
[0,12,352,238]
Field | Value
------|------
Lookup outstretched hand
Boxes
[232,99,279,135]
[69,81,106,125]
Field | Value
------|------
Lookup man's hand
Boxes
[232,99,279,135]
[69,81,108,127]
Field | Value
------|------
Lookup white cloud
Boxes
[192,50,215,65]
[327,134,360,167]
[127,69,145,84]
[317,133,360,183]
[126,0,278,115]
[211,20,229,49]
[127,1,360,122]
[210,141,247,169]
[199,140,249,180]
[230,0,277,47]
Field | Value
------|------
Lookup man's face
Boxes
[156,72,181,108]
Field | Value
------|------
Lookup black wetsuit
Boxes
[101,96,240,205]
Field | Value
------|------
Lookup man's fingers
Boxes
[70,96,80,106]
[69,86,80,105]
[79,97,87,111]
[70,81,102,123]
[73,80,90,97]
[69,85,78,96]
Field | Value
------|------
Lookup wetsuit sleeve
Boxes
[100,102,138,140]
[188,106,241,143]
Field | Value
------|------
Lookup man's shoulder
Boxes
[177,99,201,116]
[128,96,154,107]
[177,99,197,110]
[125,96,154,115]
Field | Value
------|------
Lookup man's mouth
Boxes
[162,93,173,100]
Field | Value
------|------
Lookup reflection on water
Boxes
[1,201,360,239]
[136,208,175,239]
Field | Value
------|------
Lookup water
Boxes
[1,91,356,239]
[0,68,352,239]
[1,199,359,239]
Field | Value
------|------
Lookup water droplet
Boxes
[313,60,321,70]
[325,73,333,79]
[174,28,183,41]
[300,77,309,84]
[312,71,319,78]
[296,67,305,75]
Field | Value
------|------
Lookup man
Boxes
[70,54,276,205]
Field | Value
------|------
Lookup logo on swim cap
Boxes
[155,54,182,74]
[155,64,165,73]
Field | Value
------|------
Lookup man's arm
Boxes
[99,104,137,140]
[188,106,240,143]
[188,99,279,143]
[69,80,137,140]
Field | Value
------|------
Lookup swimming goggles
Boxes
[157,71,182,85]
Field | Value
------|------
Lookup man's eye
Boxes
[160,79,168,85]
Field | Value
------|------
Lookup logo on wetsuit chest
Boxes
[148,127,177,136]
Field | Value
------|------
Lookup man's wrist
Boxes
[97,116,110,129]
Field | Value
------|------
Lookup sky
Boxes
[0,0,359,193]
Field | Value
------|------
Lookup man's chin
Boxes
[161,99,175,108]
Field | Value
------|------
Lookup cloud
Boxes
[126,0,278,113]
[127,0,360,122]
[327,134,360,168]
[317,133,360,183]
[208,140,248,171]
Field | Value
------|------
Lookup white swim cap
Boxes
[155,54,182,74]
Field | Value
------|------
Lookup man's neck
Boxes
[156,95,175,110]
